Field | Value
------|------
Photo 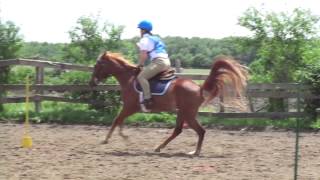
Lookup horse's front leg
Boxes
[102,109,134,144]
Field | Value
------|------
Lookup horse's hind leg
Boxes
[185,114,205,156]
[154,111,184,152]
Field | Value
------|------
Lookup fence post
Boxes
[248,96,255,112]
[35,66,44,113]
[247,85,255,112]
[219,95,225,112]
[293,84,301,180]
[175,59,182,73]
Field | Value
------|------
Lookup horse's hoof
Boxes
[187,150,200,156]
[154,148,161,152]
[120,135,129,140]
[101,140,108,144]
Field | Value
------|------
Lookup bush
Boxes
[48,69,121,113]
[301,63,320,121]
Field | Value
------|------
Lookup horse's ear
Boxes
[103,51,109,59]
[104,51,111,59]
[97,52,107,62]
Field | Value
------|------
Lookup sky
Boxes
[0,0,319,43]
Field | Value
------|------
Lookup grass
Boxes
[0,102,177,126]
[200,116,312,129]
[0,102,114,125]
[1,102,319,129]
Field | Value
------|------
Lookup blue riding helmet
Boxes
[138,20,153,31]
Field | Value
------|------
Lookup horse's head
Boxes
[89,52,113,87]
[89,51,138,87]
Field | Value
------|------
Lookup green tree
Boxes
[298,39,320,121]
[239,7,320,111]
[64,15,124,64]
[18,42,66,61]
[64,15,127,112]
[301,62,320,120]
[164,36,252,69]
[0,20,23,111]
[239,7,319,82]
[0,20,22,59]
[219,36,256,65]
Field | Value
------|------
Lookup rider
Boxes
[136,20,171,107]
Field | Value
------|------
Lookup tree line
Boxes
[17,36,254,68]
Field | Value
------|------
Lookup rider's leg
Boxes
[137,58,170,101]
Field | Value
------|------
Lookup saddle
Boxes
[151,68,176,80]
[134,68,177,95]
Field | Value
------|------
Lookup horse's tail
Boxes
[201,55,249,109]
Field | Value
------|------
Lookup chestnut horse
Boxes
[89,51,248,155]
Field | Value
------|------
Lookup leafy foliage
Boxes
[0,20,23,59]
[16,36,254,69]
[164,36,252,68]
[63,16,126,111]
[18,42,66,61]
[64,15,125,64]
[0,20,23,111]
[300,62,320,121]
[8,66,35,84]
[239,8,320,83]
[239,7,320,112]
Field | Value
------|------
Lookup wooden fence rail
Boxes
[1,59,319,119]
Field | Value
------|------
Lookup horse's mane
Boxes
[103,52,136,69]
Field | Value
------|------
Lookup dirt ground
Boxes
[0,123,319,180]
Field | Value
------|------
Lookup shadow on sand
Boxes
[103,150,227,159]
